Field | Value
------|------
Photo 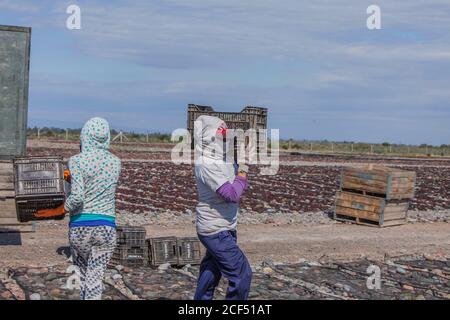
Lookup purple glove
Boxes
[216,176,248,203]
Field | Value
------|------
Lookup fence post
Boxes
[38,128,41,139]
[113,131,128,143]
[351,143,354,153]
[370,145,373,153]
[65,129,69,140]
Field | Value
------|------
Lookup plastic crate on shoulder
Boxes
[13,157,65,222]
[116,226,146,247]
[109,245,147,268]
[147,237,178,267]
[187,104,268,153]
[177,237,202,266]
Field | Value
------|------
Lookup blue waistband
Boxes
[69,219,116,228]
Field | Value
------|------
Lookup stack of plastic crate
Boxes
[147,236,202,267]
[110,226,147,267]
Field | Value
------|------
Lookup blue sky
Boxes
[1,0,449,145]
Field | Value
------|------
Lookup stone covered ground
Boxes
[0,255,449,300]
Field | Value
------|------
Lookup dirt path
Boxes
[146,222,450,264]
[0,219,448,268]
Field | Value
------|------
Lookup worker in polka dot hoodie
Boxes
[64,117,121,300]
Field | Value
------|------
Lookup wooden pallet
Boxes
[334,191,408,227]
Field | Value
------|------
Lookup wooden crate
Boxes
[334,191,409,227]
[341,165,416,200]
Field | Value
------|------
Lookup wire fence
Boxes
[280,140,450,157]
[27,127,450,157]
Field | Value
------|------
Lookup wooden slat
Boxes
[390,185,414,192]
[384,211,407,220]
[337,191,384,206]
[389,171,416,178]
[389,192,415,199]
[343,167,389,182]
[0,162,15,199]
[391,176,414,184]
[343,175,389,187]
[384,204,409,213]
[381,219,406,227]
[0,217,20,224]
[0,175,14,183]
[391,179,415,188]
[0,218,34,233]
[335,199,382,214]
[0,182,14,189]
[0,198,17,218]
[0,161,13,175]
[335,205,380,222]
[0,189,15,197]
[342,180,387,194]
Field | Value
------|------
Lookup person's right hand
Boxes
[237,164,249,178]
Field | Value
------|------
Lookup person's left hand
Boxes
[64,170,71,183]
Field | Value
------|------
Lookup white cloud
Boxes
[0,0,39,13]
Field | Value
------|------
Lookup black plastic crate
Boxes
[177,237,202,266]
[109,245,147,267]
[14,157,64,198]
[147,237,178,267]
[15,196,65,222]
[116,226,146,247]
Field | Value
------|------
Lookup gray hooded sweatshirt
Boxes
[194,115,238,235]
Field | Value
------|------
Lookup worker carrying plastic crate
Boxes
[192,115,253,300]
[42,117,121,300]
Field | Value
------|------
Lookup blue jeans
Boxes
[194,230,252,300]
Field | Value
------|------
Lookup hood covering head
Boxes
[194,115,232,163]
[80,117,111,152]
